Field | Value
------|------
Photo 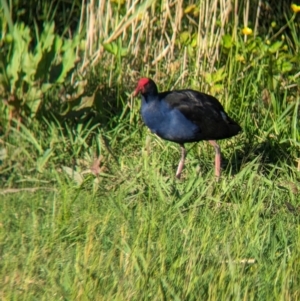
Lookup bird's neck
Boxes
[141,93,159,103]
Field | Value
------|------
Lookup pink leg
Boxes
[176,144,186,179]
[209,140,221,179]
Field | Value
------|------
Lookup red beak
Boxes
[133,87,140,97]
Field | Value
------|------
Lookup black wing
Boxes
[159,89,241,140]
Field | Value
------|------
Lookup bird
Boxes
[133,77,241,179]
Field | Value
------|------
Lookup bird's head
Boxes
[133,78,158,97]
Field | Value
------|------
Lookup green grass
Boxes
[1,172,300,300]
[0,98,299,299]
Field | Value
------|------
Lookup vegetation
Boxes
[0,0,299,300]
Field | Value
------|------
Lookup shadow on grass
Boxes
[43,79,130,129]
[220,134,297,177]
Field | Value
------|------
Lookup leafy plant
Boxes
[0,19,80,122]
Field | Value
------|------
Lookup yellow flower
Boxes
[291,3,300,13]
[242,27,253,35]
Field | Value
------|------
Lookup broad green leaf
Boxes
[35,35,57,81]
[40,23,55,52]
[204,73,212,84]
[268,41,283,53]
[41,83,52,93]
[212,66,226,83]
[246,41,258,52]
[74,93,96,111]
[210,84,224,94]
[204,67,226,85]
[4,33,13,43]
[27,86,42,101]
[179,31,190,45]
[22,52,37,81]
[236,54,245,62]
[57,47,77,83]
[103,42,118,55]
[54,35,63,52]
[184,4,196,14]
[27,87,42,115]
[120,47,128,57]
[222,34,233,49]
[28,99,42,116]
[191,34,197,48]
[187,44,195,57]
[278,61,293,73]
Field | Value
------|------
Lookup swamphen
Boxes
[133,78,241,179]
